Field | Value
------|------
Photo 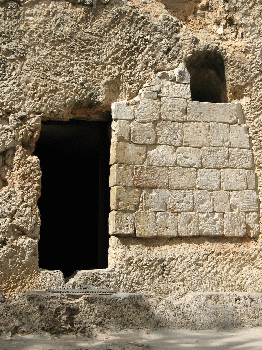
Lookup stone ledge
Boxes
[0,291,261,336]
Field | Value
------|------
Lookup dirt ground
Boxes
[0,327,262,350]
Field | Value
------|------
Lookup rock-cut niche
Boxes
[186,50,228,103]
[34,120,111,278]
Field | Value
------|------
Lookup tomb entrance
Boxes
[34,120,110,278]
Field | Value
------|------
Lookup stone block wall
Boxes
[109,66,260,238]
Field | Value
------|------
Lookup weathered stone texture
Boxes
[109,211,135,236]
[134,166,168,189]
[1,0,262,299]
[109,70,260,240]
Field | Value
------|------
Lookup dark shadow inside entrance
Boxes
[34,120,111,278]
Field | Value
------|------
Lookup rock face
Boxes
[0,291,261,335]
[0,0,262,302]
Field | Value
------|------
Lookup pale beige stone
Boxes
[142,189,169,212]
[161,81,191,99]
[201,147,229,168]
[112,101,134,120]
[246,170,256,190]
[169,167,196,189]
[187,102,243,124]
[156,212,178,237]
[230,125,250,149]
[213,191,230,212]
[141,90,158,100]
[167,190,194,212]
[111,120,130,142]
[194,190,213,212]
[156,121,183,146]
[161,97,187,122]
[183,122,210,147]
[224,212,246,237]
[110,142,146,165]
[176,147,201,168]
[199,213,224,236]
[210,122,230,147]
[109,211,135,236]
[110,186,141,211]
[136,99,160,122]
[109,164,134,187]
[221,169,247,190]
[246,212,260,238]
[230,190,259,212]
[178,212,199,236]
[131,121,156,144]
[229,148,254,169]
[196,169,221,190]
[147,145,176,166]
[134,166,169,188]
[135,211,157,237]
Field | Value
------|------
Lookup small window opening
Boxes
[186,50,228,103]
[34,120,111,278]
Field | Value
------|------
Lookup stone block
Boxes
[213,191,230,212]
[135,99,160,122]
[141,90,158,100]
[230,190,259,212]
[196,169,221,190]
[110,186,141,211]
[112,101,134,120]
[246,170,256,190]
[111,120,130,142]
[246,212,260,238]
[135,211,157,237]
[147,145,176,166]
[178,212,199,236]
[224,212,246,237]
[142,189,169,211]
[201,147,229,168]
[167,190,194,212]
[199,213,224,236]
[176,147,201,168]
[161,81,191,98]
[156,212,178,237]
[221,169,247,190]
[156,121,183,146]
[194,190,213,212]
[183,122,210,147]
[109,164,134,187]
[173,64,191,84]
[134,166,169,188]
[131,121,156,144]
[187,102,243,124]
[210,122,230,147]
[169,167,196,189]
[230,125,250,149]
[110,142,146,165]
[161,97,187,122]
[109,211,135,236]
[229,148,254,169]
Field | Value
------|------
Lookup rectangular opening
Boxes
[34,120,111,278]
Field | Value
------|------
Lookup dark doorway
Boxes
[34,120,111,278]
[186,50,228,103]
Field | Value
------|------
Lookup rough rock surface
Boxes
[0,0,262,299]
[0,291,261,336]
